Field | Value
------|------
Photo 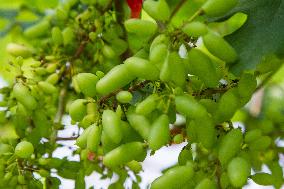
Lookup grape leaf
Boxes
[224,0,284,75]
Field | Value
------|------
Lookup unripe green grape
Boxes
[244,129,262,143]
[96,64,135,95]
[102,110,123,144]
[159,53,171,82]
[103,142,146,168]
[220,172,230,189]
[269,161,283,189]
[62,27,75,46]
[124,19,157,36]
[227,157,250,187]
[182,22,208,37]
[237,73,257,98]
[17,175,26,185]
[38,81,57,94]
[111,38,128,56]
[116,91,132,104]
[68,99,87,122]
[186,49,219,87]
[13,83,37,110]
[214,89,240,124]
[171,52,187,86]
[6,43,32,58]
[150,34,169,52]
[202,0,238,17]
[136,94,158,115]
[196,116,216,149]
[195,178,217,189]
[203,32,237,63]
[249,136,271,151]
[151,164,194,189]
[199,99,218,116]
[148,114,170,151]
[24,20,50,38]
[178,147,193,165]
[120,121,143,143]
[96,71,105,79]
[46,73,59,84]
[149,44,168,69]
[51,27,63,46]
[124,57,159,80]
[143,0,170,21]
[102,45,116,59]
[127,113,151,140]
[86,125,101,152]
[15,141,34,158]
[251,173,274,186]
[173,134,184,144]
[218,129,243,165]
[38,169,49,177]
[175,95,208,119]
[126,160,142,173]
[72,73,99,97]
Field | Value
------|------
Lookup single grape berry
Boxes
[15,141,34,158]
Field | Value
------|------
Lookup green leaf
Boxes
[224,0,284,75]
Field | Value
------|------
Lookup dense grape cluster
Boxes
[0,0,283,188]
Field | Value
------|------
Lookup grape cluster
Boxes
[0,0,283,188]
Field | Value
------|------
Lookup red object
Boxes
[127,0,143,18]
[87,151,95,161]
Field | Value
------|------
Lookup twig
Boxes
[254,70,278,92]
[56,136,79,141]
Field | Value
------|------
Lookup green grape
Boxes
[124,19,158,36]
[101,131,120,154]
[102,45,116,59]
[62,27,75,46]
[173,134,183,144]
[269,161,283,188]
[51,27,63,46]
[15,141,34,158]
[249,136,271,151]
[151,164,195,189]
[126,160,142,173]
[6,43,32,58]
[86,125,101,152]
[195,116,216,149]
[159,53,171,82]
[103,142,146,168]
[120,121,143,143]
[96,64,135,95]
[143,0,170,21]
[203,32,237,63]
[68,99,87,122]
[182,22,208,37]
[170,52,186,87]
[175,95,208,119]
[251,173,274,186]
[46,73,59,84]
[220,172,230,189]
[227,157,250,187]
[149,44,168,69]
[150,34,169,52]
[214,89,240,124]
[195,178,217,189]
[0,143,13,156]
[124,57,160,80]
[76,126,94,148]
[24,20,50,38]
[38,81,57,94]
[218,129,243,165]
[136,94,159,115]
[178,147,193,165]
[199,99,218,116]
[127,113,151,140]
[238,73,257,98]
[17,175,26,185]
[102,110,123,144]
[186,48,219,87]
[202,0,238,17]
[72,73,99,97]
[13,83,37,110]
[148,114,170,151]
[244,129,262,143]
[116,91,132,104]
